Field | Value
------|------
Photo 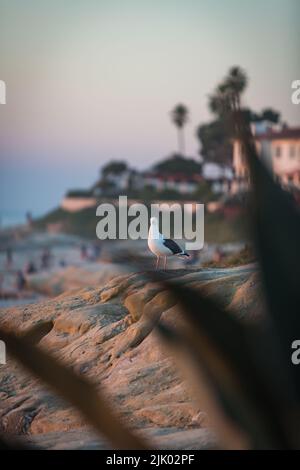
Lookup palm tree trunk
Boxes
[177,128,185,156]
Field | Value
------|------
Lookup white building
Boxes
[232,125,300,192]
[142,172,202,194]
[202,162,233,193]
[61,194,97,212]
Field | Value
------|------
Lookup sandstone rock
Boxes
[26,262,131,297]
[0,264,260,449]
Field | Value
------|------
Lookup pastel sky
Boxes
[0,0,299,219]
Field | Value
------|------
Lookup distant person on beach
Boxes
[93,243,102,260]
[26,211,33,227]
[16,270,26,291]
[6,247,13,269]
[25,261,37,274]
[41,248,51,269]
[80,244,88,260]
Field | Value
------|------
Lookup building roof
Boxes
[256,127,300,141]
[143,172,202,183]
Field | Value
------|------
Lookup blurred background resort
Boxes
[0,0,299,304]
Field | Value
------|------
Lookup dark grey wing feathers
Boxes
[163,238,182,254]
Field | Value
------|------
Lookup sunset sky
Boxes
[0,0,299,221]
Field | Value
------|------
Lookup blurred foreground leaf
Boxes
[20,321,54,345]
[0,326,148,450]
[239,122,300,400]
[155,279,293,449]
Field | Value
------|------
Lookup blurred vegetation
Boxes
[152,153,202,175]
[102,160,128,176]
[204,211,248,243]
[170,103,189,155]
[203,245,255,268]
[34,194,246,244]
[196,66,281,165]
[66,189,94,198]
[34,207,99,240]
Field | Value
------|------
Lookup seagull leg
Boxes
[155,256,160,270]
[163,256,167,270]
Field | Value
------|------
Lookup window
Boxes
[275,146,281,157]
[290,145,296,158]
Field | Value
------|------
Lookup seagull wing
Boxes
[162,238,183,255]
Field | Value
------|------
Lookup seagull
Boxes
[148,217,189,269]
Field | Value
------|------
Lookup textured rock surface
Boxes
[26,262,131,296]
[0,264,261,449]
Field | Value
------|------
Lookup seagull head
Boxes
[150,217,158,226]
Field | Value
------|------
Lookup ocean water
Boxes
[0,210,27,228]
[0,209,46,229]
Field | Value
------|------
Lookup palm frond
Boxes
[237,116,300,401]
[0,327,148,450]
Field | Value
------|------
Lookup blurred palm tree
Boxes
[170,104,189,156]
[209,66,248,116]
[224,66,248,110]
[208,83,233,117]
